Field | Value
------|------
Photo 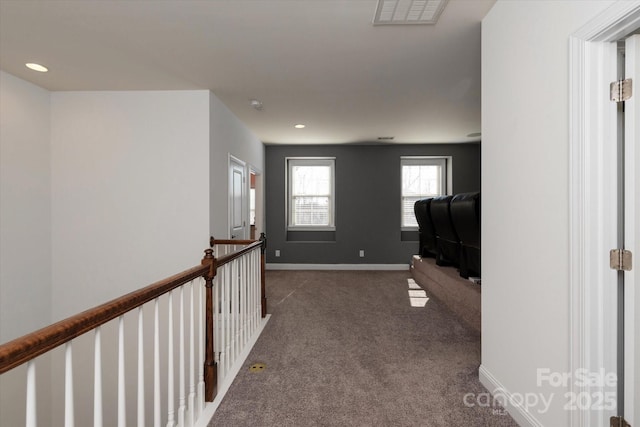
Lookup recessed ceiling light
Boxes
[25,63,48,72]
[249,99,263,111]
[294,124,306,129]
[467,132,481,138]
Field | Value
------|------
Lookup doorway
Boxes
[229,156,246,240]
[570,4,640,426]
[249,168,264,240]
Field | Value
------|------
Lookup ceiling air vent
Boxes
[373,0,449,26]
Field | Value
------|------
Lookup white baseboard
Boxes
[478,364,542,427]
[195,314,271,427]
[266,263,410,271]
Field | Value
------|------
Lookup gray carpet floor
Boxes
[208,270,518,427]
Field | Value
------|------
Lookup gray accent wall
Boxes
[265,143,480,265]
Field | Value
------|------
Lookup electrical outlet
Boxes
[359,250,365,257]
[275,250,281,257]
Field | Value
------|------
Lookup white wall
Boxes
[0,71,52,342]
[0,70,53,426]
[209,92,264,238]
[0,84,261,327]
[49,90,211,425]
[50,90,210,320]
[482,1,614,425]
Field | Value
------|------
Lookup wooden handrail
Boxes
[212,239,256,245]
[0,262,209,374]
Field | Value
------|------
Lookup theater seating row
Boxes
[414,192,480,279]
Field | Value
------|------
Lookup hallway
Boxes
[209,270,517,426]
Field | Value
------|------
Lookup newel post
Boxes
[201,243,217,402]
[259,232,267,318]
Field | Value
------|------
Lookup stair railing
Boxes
[210,233,267,382]
[0,234,267,427]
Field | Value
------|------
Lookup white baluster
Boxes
[94,327,103,427]
[245,254,250,342]
[224,264,231,375]
[243,254,248,338]
[237,259,241,360]
[188,281,195,426]
[249,252,254,334]
[65,341,74,427]
[240,256,246,347]
[230,261,234,370]
[197,278,205,416]
[236,258,240,349]
[248,252,254,335]
[214,273,222,381]
[250,252,254,330]
[217,270,224,380]
[26,360,36,427]
[237,257,242,351]
[229,262,235,367]
[252,251,256,326]
[118,315,126,427]
[247,252,252,338]
[240,257,245,350]
[137,307,145,427]
[154,298,161,427]
[220,266,226,379]
[167,291,176,427]
[246,252,251,336]
[254,249,259,330]
[252,250,257,332]
[255,249,260,328]
[178,285,186,427]
[232,260,239,363]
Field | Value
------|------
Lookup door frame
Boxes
[228,154,247,239]
[249,165,264,239]
[623,33,639,426]
[569,2,640,426]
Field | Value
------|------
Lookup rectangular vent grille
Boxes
[373,0,449,25]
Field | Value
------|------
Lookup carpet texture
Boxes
[208,270,517,426]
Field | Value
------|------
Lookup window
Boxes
[401,157,449,229]
[287,158,335,230]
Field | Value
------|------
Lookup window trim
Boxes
[400,156,452,231]
[286,157,336,231]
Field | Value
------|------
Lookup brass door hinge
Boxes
[610,249,633,271]
[611,79,633,102]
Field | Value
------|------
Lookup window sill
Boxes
[287,229,336,242]
[287,226,336,232]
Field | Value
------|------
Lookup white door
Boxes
[229,157,246,240]
[624,34,640,426]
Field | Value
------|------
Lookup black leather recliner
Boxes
[450,192,481,279]
[414,198,437,258]
[429,195,460,267]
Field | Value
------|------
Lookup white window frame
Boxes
[400,156,452,231]
[286,157,336,231]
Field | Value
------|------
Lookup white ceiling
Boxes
[0,0,495,145]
